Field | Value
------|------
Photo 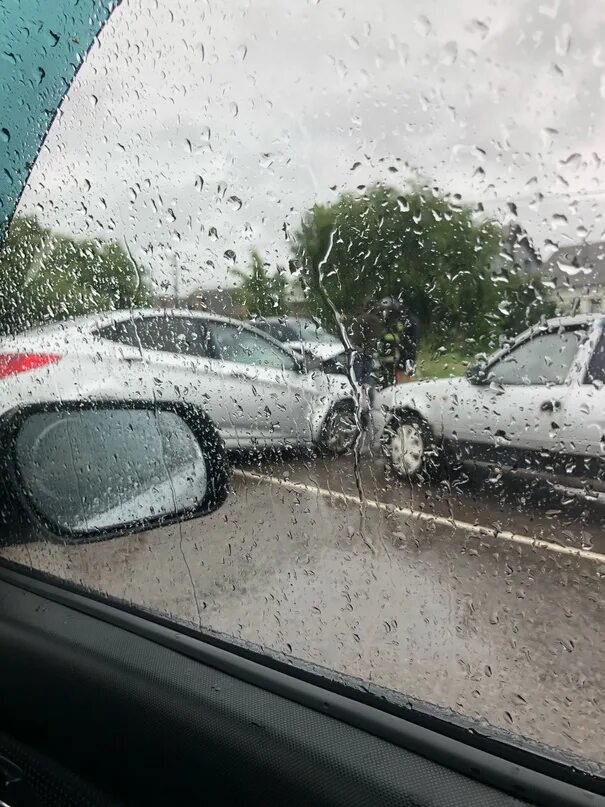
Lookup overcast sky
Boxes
[18,0,605,295]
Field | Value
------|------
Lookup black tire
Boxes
[319,401,361,456]
[384,411,442,481]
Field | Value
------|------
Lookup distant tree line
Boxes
[0,215,151,335]
[233,184,554,353]
[1,183,553,353]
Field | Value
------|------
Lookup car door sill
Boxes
[0,560,600,806]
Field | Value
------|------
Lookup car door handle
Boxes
[540,399,561,412]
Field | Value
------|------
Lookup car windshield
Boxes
[2,0,605,778]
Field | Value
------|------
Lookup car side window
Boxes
[98,320,142,348]
[211,323,297,371]
[586,329,605,384]
[100,317,210,358]
[488,329,583,386]
[134,317,211,358]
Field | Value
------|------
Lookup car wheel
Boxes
[319,402,360,456]
[385,412,441,481]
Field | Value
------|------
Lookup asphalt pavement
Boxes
[3,449,605,768]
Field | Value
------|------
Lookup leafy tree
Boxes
[292,184,552,350]
[232,250,288,317]
[0,215,152,335]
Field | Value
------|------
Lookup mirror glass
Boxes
[15,409,208,534]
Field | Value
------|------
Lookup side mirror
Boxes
[0,401,229,543]
[465,362,488,385]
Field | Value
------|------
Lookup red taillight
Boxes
[0,353,62,379]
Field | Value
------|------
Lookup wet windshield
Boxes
[1,0,605,776]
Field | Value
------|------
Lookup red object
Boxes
[0,353,62,379]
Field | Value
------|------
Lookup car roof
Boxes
[5,307,305,360]
[14,308,253,337]
[544,313,604,329]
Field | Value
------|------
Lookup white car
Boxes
[376,314,605,489]
[0,309,364,454]
[251,317,345,365]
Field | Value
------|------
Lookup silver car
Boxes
[376,314,605,489]
[0,309,363,454]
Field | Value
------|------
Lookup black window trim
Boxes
[583,325,605,385]
[0,557,601,804]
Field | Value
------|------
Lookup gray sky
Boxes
[19,0,605,295]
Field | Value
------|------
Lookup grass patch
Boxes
[415,344,471,379]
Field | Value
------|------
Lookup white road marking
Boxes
[232,469,605,565]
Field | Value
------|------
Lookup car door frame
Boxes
[554,317,605,483]
[0,558,601,806]
[454,322,592,472]
[204,318,313,446]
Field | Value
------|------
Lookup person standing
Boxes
[376,298,419,386]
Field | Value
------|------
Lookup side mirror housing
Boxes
[465,362,488,385]
[0,401,229,543]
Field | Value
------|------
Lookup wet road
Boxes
[3,451,605,767]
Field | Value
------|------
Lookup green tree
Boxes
[232,250,288,317]
[292,184,552,350]
[0,215,152,335]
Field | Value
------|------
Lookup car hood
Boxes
[285,340,345,361]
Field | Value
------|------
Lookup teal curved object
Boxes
[0,0,117,238]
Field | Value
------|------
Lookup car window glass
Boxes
[211,323,296,370]
[586,329,605,384]
[254,321,297,342]
[5,0,605,776]
[134,317,210,357]
[99,320,141,348]
[298,321,338,345]
[488,330,583,385]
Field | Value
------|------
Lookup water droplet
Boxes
[441,41,458,65]
[0,127,10,143]
[559,152,581,169]
[194,175,204,192]
[229,101,239,118]
[551,212,568,228]
[470,18,490,38]
[414,15,431,36]
[539,1,560,19]
[90,95,98,107]
[208,226,218,241]
[228,195,242,211]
